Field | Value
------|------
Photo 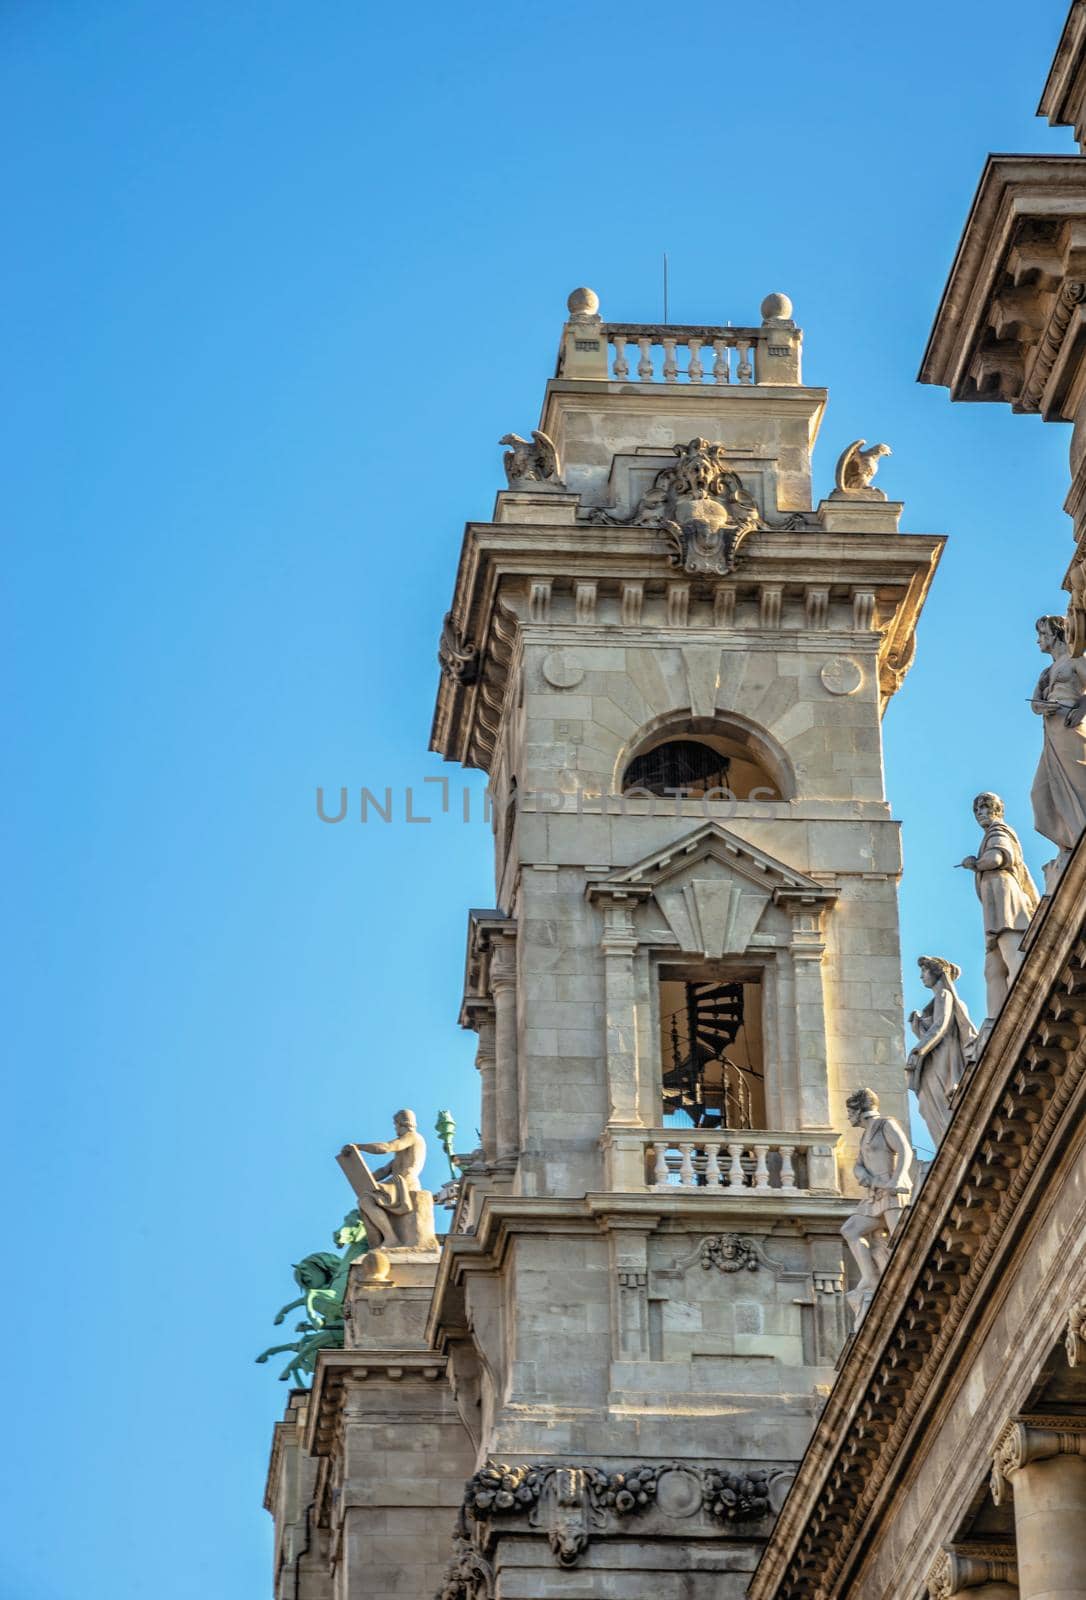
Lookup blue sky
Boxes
[2,2,1077,1595]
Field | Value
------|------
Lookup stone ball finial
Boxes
[760,292,793,322]
[359,1248,392,1283]
[567,286,600,317]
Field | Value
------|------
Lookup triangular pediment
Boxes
[596,821,830,896]
[589,823,835,959]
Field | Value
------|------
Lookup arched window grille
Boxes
[623,739,731,799]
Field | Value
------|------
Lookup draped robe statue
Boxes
[1030,613,1086,879]
[959,793,1039,1019]
[907,956,977,1146]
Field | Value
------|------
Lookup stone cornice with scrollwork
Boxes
[1019,277,1086,412]
[747,832,1086,1600]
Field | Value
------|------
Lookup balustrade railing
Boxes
[602,324,761,386]
[602,1127,840,1196]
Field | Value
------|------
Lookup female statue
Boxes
[906,956,978,1146]
[1030,614,1086,870]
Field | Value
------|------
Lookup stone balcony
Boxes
[601,1126,841,1197]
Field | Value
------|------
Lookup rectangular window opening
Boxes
[658,964,766,1131]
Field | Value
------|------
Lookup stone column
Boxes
[474,1006,497,1163]
[926,1545,1018,1599]
[991,1416,1086,1600]
[489,933,519,1170]
[598,893,641,1126]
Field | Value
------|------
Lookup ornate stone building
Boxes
[750,6,1086,1599]
[263,10,1086,1597]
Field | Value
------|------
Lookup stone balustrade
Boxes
[602,1126,840,1196]
[556,289,803,387]
[602,324,762,386]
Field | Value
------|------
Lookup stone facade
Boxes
[265,23,1086,1582]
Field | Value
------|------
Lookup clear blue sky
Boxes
[2,2,1076,1595]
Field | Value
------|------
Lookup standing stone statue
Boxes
[906,956,978,1146]
[1029,613,1086,877]
[958,793,1039,1019]
[840,1088,914,1327]
[337,1108,437,1252]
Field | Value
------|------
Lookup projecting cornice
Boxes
[748,829,1086,1600]
[919,154,1086,416]
[305,1349,447,1458]
[1039,1,1086,144]
[429,522,943,771]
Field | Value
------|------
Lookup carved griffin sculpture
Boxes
[499,430,563,487]
[833,438,892,498]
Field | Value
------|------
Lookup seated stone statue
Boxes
[906,956,978,1147]
[840,1087,914,1327]
[337,1108,437,1252]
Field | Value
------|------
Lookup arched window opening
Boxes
[620,719,786,802]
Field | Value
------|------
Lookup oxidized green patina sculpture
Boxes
[254,1209,368,1386]
[435,1108,457,1177]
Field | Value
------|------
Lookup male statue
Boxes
[958,792,1039,1019]
[840,1087,913,1326]
[337,1108,437,1252]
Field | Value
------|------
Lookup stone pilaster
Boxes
[474,1006,497,1164]
[489,932,519,1171]
[1065,1296,1086,1366]
[597,890,643,1127]
[991,1416,1086,1600]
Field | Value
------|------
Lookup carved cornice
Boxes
[429,528,945,770]
[919,155,1086,417]
[305,1349,446,1458]
[926,1544,1018,1598]
[748,832,1086,1600]
[1020,278,1086,412]
[1039,0,1086,143]
[990,1413,1086,1504]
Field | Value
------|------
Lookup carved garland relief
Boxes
[457,1458,783,1568]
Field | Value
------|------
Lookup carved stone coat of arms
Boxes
[635,437,763,576]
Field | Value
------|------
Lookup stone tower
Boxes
[268,288,944,1600]
[423,290,942,1595]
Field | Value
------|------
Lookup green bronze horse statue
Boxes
[255,1209,369,1385]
